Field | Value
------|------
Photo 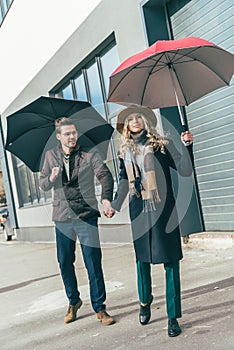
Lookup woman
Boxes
[110,106,193,337]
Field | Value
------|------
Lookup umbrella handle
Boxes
[182,125,188,132]
[181,125,192,145]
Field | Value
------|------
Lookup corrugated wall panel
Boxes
[170,0,234,231]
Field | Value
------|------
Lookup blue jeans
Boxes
[55,216,106,313]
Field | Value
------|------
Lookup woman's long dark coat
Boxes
[112,140,193,264]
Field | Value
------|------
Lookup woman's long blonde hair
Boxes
[121,114,168,155]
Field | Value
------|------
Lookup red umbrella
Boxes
[108,37,234,126]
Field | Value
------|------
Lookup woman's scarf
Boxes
[123,130,161,212]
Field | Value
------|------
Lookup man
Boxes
[39,117,115,325]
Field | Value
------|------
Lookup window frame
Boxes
[13,33,120,208]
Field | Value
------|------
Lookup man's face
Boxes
[56,125,78,151]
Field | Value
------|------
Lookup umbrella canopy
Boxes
[108,37,234,125]
[5,96,114,172]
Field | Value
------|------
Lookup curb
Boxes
[183,232,234,249]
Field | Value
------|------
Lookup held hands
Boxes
[49,166,60,183]
[181,131,193,145]
[102,199,115,218]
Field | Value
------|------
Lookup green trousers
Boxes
[136,260,182,319]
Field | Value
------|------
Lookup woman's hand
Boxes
[181,131,193,145]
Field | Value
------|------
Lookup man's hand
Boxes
[102,199,115,218]
[49,166,60,183]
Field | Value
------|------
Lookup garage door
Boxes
[170,0,234,231]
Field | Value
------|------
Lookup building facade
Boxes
[0,0,233,241]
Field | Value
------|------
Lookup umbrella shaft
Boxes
[169,67,186,126]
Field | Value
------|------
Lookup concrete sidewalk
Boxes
[0,231,233,350]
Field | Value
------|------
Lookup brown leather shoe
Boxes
[64,299,83,324]
[96,310,115,326]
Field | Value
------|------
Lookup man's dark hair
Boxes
[55,117,77,134]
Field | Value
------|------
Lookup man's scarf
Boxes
[123,130,161,212]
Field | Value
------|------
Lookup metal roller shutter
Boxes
[170,0,234,231]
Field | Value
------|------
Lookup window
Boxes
[86,61,105,116]
[0,0,13,26]
[100,45,121,117]
[14,36,120,207]
[74,74,88,101]
[61,83,73,100]
[51,38,121,183]
[13,157,52,207]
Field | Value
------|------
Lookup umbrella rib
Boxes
[162,46,230,105]
[48,99,59,117]
[164,52,190,106]
[109,67,138,99]
[149,49,196,74]
[48,98,77,118]
[139,51,194,106]
[109,53,165,100]
[34,132,57,172]
[47,97,75,117]
[166,46,230,85]
[140,53,165,106]
[186,46,231,85]
[110,45,231,105]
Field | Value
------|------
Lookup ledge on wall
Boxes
[15,227,55,242]
[182,232,234,249]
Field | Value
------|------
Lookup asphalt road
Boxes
[0,232,233,350]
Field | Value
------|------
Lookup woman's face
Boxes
[127,113,145,133]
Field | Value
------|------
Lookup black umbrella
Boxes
[5,96,114,172]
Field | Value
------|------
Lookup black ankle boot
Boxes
[168,318,181,337]
[139,295,153,325]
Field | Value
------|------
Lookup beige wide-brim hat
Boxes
[116,105,157,134]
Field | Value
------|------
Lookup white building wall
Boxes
[0,0,147,233]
